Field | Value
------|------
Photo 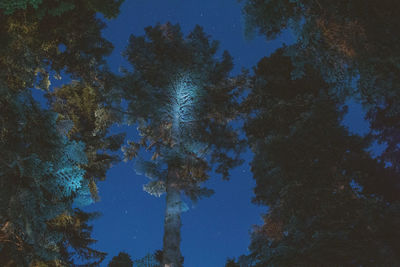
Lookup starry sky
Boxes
[80,1,374,266]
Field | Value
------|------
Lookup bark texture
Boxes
[162,177,183,267]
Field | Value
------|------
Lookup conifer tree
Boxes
[0,90,95,265]
[108,252,134,267]
[0,0,123,93]
[49,78,125,201]
[238,49,400,266]
[0,0,124,264]
[121,23,246,266]
[240,0,400,181]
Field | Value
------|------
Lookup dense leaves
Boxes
[241,0,400,174]
[0,0,122,93]
[0,91,96,265]
[235,2,400,265]
[108,252,133,267]
[0,0,123,265]
[239,50,400,266]
[50,80,125,201]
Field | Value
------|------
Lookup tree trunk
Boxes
[162,175,183,267]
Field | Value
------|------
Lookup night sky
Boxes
[79,1,373,266]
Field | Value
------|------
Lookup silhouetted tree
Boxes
[239,50,400,266]
[240,0,400,183]
[121,23,246,266]
[108,252,133,267]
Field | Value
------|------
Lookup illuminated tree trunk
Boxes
[161,74,192,267]
[162,170,183,267]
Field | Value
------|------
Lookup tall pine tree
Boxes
[121,23,245,266]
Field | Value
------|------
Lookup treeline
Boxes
[1,0,399,266]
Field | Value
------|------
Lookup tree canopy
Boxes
[121,22,246,266]
[234,49,400,266]
[241,0,400,176]
[0,0,124,265]
[2,1,400,266]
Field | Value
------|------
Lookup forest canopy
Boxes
[1,0,399,266]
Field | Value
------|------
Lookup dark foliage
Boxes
[108,252,133,267]
[241,0,400,178]
[238,50,400,266]
[0,0,124,265]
